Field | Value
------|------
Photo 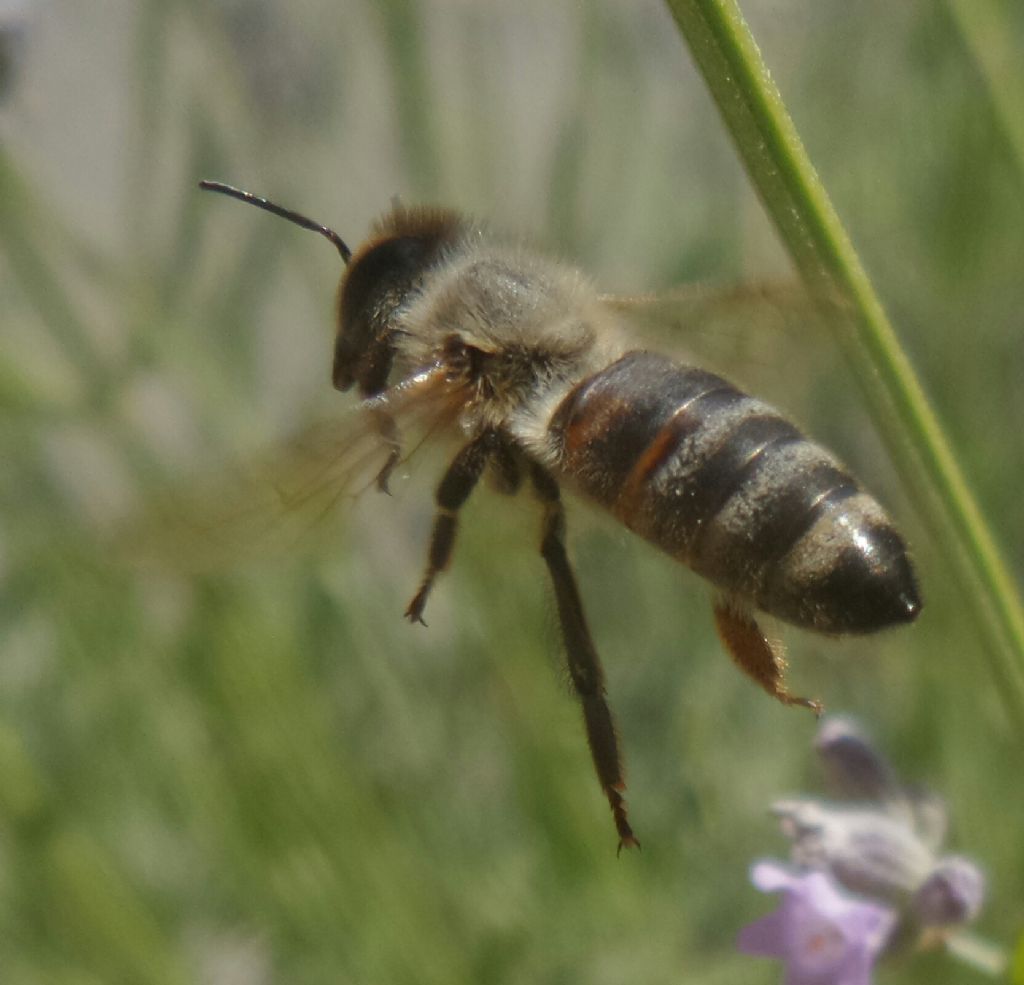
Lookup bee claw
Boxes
[617,834,641,856]
[372,422,401,496]
[404,596,428,626]
[781,694,824,718]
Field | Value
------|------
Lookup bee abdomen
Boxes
[549,351,920,634]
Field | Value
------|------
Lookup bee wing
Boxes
[120,367,466,569]
[601,281,843,406]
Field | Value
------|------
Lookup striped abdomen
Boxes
[549,351,920,634]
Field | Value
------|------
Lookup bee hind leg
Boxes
[405,432,495,625]
[712,597,822,716]
[530,463,639,853]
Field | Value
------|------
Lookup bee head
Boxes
[335,205,465,395]
[198,182,464,397]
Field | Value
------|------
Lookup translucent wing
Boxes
[119,367,467,569]
[601,280,843,409]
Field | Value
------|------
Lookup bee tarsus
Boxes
[712,597,823,716]
[531,460,638,850]
[371,407,402,495]
[405,430,495,625]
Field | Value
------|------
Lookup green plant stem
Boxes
[663,0,1024,731]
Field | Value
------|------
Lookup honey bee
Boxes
[198,180,922,851]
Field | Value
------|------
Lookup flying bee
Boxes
[197,180,922,851]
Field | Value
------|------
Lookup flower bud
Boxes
[772,799,935,905]
[911,857,985,928]
[814,717,899,803]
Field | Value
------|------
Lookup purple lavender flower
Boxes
[738,715,995,981]
[769,718,986,939]
[771,800,936,905]
[738,861,897,985]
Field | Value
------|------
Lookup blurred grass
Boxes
[1,1,1022,983]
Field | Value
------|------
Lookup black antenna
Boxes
[199,180,352,264]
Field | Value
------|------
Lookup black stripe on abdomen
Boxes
[550,351,737,507]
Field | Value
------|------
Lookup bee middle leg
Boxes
[712,598,822,715]
[405,431,495,625]
[529,463,639,853]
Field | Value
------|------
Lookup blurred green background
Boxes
[1,1,1022,982]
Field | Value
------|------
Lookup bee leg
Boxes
[489,438,523,496]
[530,463,639,853]
[372,407,402,494]
[405,432,494,625]
[712,598,822,716]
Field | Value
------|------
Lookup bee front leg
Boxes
[530,463,639,853]
[372,407,402,494]
[712,598,822,715]
[405,432,494,625]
